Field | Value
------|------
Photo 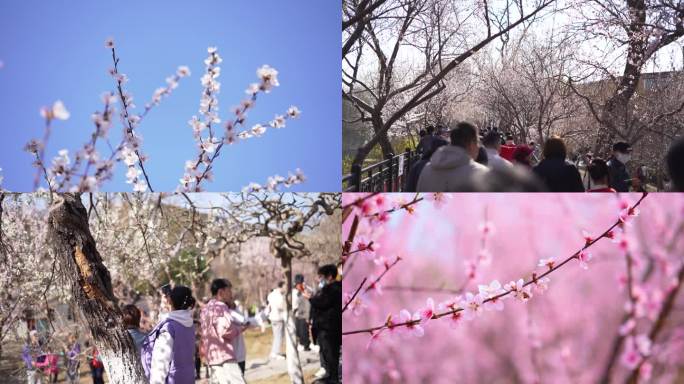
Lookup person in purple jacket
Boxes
[143,285,197,384]
[22,330,45,384]
[65,333,81,384]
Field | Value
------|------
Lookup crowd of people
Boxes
[405,122,684,192]
[19,264,342,384]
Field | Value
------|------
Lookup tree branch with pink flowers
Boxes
[342,192,684,383]
[343,192,649,338]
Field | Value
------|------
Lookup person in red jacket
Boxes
[499,134,516,161]
[86,342,104,384]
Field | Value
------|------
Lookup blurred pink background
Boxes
[342,193,684,384]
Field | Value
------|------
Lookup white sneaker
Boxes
[310,344,320,352]
[270,354,286,360]
[314,367,328,379]
[297,345,305,352]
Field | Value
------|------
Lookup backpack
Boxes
[140,319,169,379]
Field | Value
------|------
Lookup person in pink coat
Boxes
[200,278,247,384]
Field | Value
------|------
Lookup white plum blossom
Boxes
[240,169,306,193]
[104,37,115,49]
[246,83,260,95]
[133,180,147,192]
[201,139,219,154]
[270,114,286,128]
[126,166,141,181]
[40,100,70,120]
[251,124,267,137]
[287,105,301,118]
[50,149,70,175]
[177,66,191,77]
[256,65,279,92]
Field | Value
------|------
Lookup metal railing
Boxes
[342,150,418,192]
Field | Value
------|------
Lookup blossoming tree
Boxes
[342,193,684,383]
[1,192,340,383]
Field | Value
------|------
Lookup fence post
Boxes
[386,153,395,192]
[350,164,361,192]
[403,150,412,191]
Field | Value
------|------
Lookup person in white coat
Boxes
[228,300,254,376]
[482,131,513,172]
[417,122,489,192]
[267,282,287,360]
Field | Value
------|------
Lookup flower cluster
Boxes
[144,65,191,114]
[179,48,303,192]
[240,169,306,193]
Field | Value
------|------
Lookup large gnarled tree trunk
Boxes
[47,193,146,383]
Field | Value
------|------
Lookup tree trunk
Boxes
[371,115,395,159]
[280,253,304,384]
[47,193,146,384]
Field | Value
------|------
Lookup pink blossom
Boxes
[479,221,495,235]
[419,298,436,322]
[425,193,449,208]
[635,334,652,356]
[360,200,374,215]
[577,251,592,270]
[399,309,424,337]
[348,294,368,316]
[533,277,550,294]
[621,347,641,369]
[369,211,390,226]
[477,249,492,266]
[538,257,555,269]
[478,280,505,311]
[460,292,484,320]
[438,298,464,328]
[464,260,477,280]
[619,318,636,336]
[639,361,653,381]
[505,279,532,302]
[366,330,383,350]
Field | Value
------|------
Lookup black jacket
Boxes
[405,158,429,192]
[607,157,630,192]
[533,158,585,192]
[309,281,342,340]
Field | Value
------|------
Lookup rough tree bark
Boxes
[47,193,146,383]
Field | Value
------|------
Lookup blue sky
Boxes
[0,0,340,192]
